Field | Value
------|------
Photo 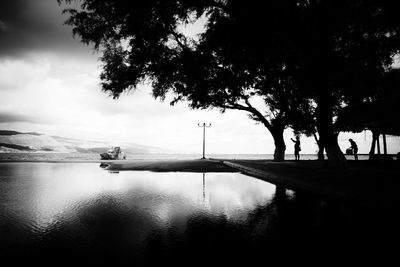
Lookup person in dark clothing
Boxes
[349,138,358,160]
[291,136,301,161]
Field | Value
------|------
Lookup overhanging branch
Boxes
[215,96,274,132]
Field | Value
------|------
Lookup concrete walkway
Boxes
[223,161,352,200]
[221,160,400,207]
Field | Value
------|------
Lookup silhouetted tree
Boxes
[280,0,400,165]
[174,2,307,161]
[336,68,400,158]
[60,0,400,164]
[59,0,305,161]
[290,101,326,160]
[201,0,400,164]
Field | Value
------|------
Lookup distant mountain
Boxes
[0,130,42,136]
[0,130,173,154]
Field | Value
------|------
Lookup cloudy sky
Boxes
[0,0,399,154]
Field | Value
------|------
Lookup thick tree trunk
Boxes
[324,139,346,166]
[313,132,325,160]
[317,142,325,160]
[274,145,286,162]
[272,128,286,162]
[316,92,346,166]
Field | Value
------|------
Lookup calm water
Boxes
[0,163,394,265]
[0,152,371,161]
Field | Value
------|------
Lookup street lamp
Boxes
[198,123,211,159]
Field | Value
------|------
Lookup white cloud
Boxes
[0,58,51,89]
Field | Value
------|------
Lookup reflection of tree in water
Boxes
[248,187,330,238]
[241,186,394,264]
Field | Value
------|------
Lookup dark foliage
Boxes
[59,0,400,163]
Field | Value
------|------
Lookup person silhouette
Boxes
[291,136,301,161]
[349,138,358,160]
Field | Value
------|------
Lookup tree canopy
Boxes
[336,68,400,136]
[60,0,400,164]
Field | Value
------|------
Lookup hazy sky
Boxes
[1,0,399,154]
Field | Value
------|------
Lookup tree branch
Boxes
[238,97,274,131]
[169,28,188,50]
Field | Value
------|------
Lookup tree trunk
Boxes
[317,142,325,160]
[272,128,286,162]
[313,132,325,160]
[317,131,346,166]
[274,145,286,162]
[383,134,387,155]
[316,92,346,166]
[377,135,381,154]
[324,139,346,166]
[369,131,379,160]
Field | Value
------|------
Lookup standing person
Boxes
[349,139,358,160]
[291,136,301,161]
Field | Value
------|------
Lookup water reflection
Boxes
[0,163,393,265]
[0,164,276,231]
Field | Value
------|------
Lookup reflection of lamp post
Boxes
[198,123,211,159]
[202,173,206,202]
[202,173,209,208]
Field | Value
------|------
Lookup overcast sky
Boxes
[0,0,399,154]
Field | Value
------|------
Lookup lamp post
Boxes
[198,123,211,159]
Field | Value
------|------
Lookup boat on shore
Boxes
[100,147,126,160]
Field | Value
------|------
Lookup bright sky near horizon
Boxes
[1,0,399,155]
